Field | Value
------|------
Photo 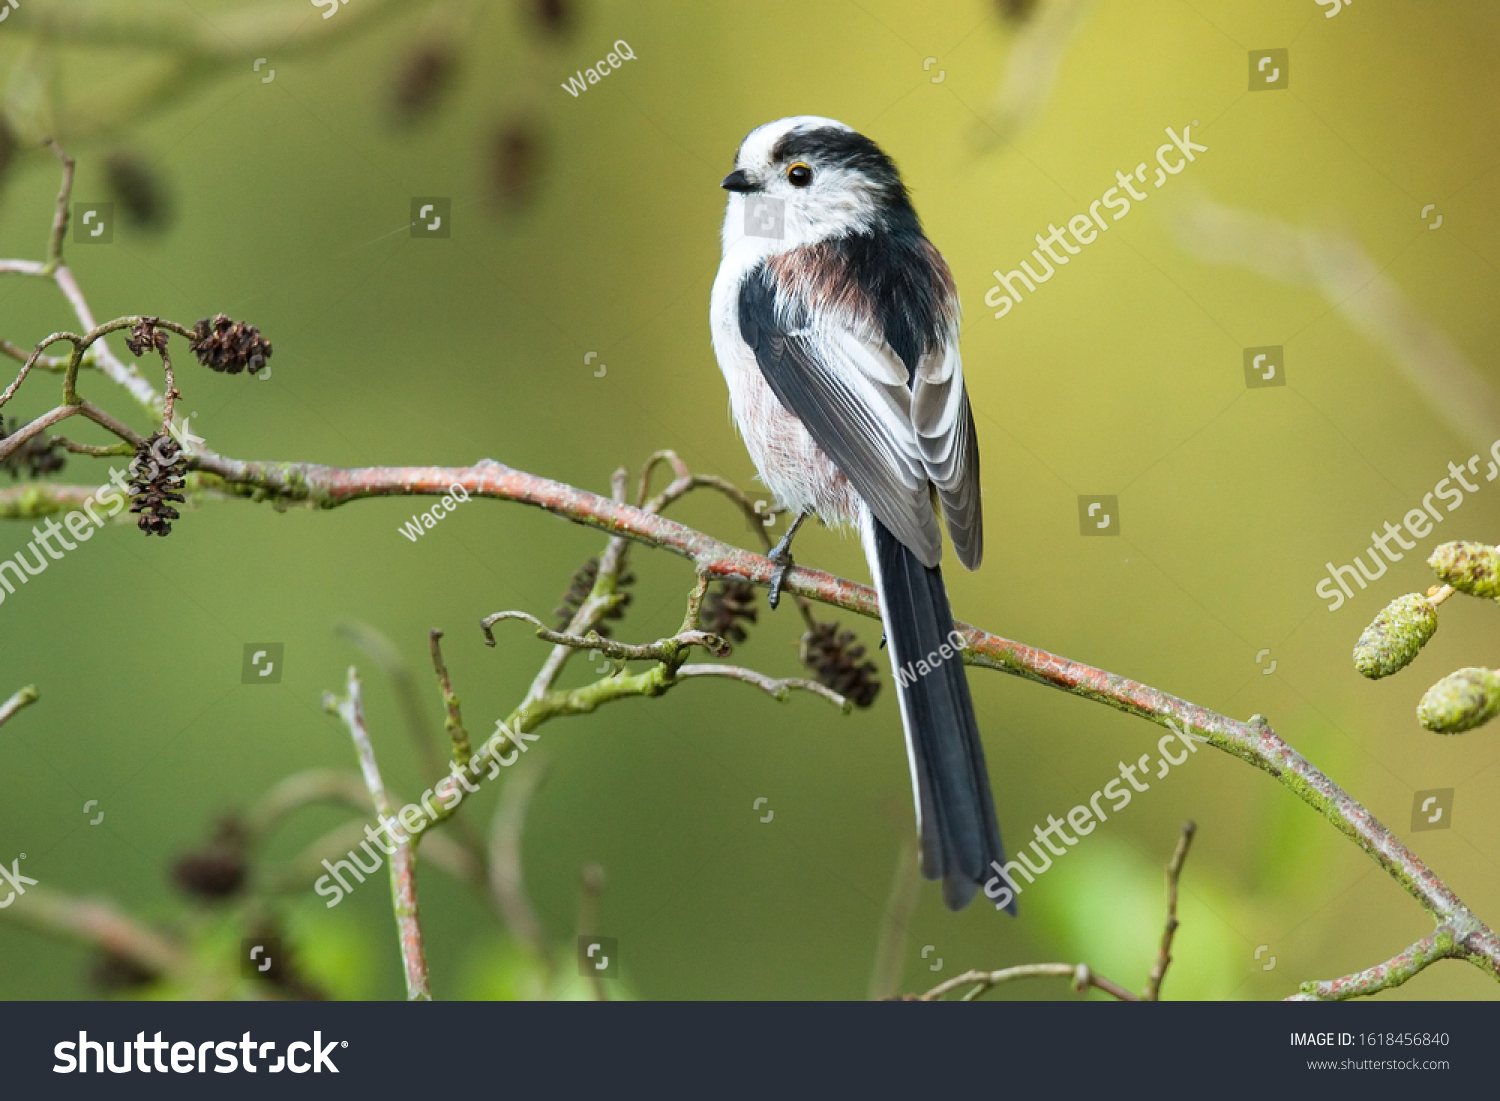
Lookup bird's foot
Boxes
[767,546,794,611]
[764,511,807,611]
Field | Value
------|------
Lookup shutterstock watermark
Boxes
[0,467,134,610]
[1316,438,1500,612]
[0,852,36,907]
[982,720,1202,911]
[54,1031,343,1074]
[985,122,1208,321]
[0,433,193,610]
[314,717,539,907]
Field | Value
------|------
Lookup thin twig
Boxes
[243,769,377,841]
[1289,925,1464,1001]
[913,962,1140,1002]
[77,399,147,447]
[338,622,446,789]
[50,276,159,414]
[1143,820,1196,1001]
[638,452,817,631]
[578,862,608,1001]
[0,340,75,369]
[0,260,46,276]
[676,663,850,711]
[428,630,472,764]
[157,344,177,432]
[264,819,482,898]
[50,436,134,457]
[0,685,39,728]
[522,467,633,709]
[481,609,729,662]
[0,405,81,462]
[324,667,431,1001]
[0,884,190,982]
[41,138,74,273]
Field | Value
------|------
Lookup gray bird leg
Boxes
[766,512,808,610]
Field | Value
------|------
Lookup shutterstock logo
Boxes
[241,644,284,684]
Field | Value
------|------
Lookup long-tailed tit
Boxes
[710,116,1008,911]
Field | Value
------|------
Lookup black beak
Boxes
[720,169,757,193]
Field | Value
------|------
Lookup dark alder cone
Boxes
[188,314,272,375]
[523,0,575,38]
[554,556,635,637]
[105,150,173,230]
[89,948,161,993]
[996,0,1039,22]
[128,434,186,537]
[125,316,170,357]
[171,816,248,902]
[0,417,66,480]
[391,44,458,124]
[698,578,759,653]
[801,621,881,708]
[489,119,544,211]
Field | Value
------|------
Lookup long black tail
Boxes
[865,514,1009,913]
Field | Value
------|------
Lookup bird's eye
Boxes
[786,163,813,188]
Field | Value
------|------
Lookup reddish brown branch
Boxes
[170,452,1500,988]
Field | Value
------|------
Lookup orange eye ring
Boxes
[786,162,813,187]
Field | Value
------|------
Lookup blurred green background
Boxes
[2,0,1499,1001]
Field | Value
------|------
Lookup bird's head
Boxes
[720,116,916,251]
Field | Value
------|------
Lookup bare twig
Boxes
[676,663,850,711]
[522,467,633,709]
[243,769,378,841]
[0,405,80,462]
[481,609,729,662]
[338,622,445,787]
[428,630,472,764]
[1,884,190,982]
[324,667,431,1001]
[265,819,481,898]
[1143,820,1196,1001]
[41,138,74,272]
[1289,925,1466,1001]
[0,340,77,369]
[77,399,147,447]
[577,862,608,1001]
[50,436,134,457]
[0,685,40,728]
[913,962,1140,1002]
[157,345,178,431]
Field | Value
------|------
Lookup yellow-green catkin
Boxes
[1353,594,1438,679]
[1417,667,1500,733]
[1428,542,1500,601]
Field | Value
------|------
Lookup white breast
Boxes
[710,209,861,527]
